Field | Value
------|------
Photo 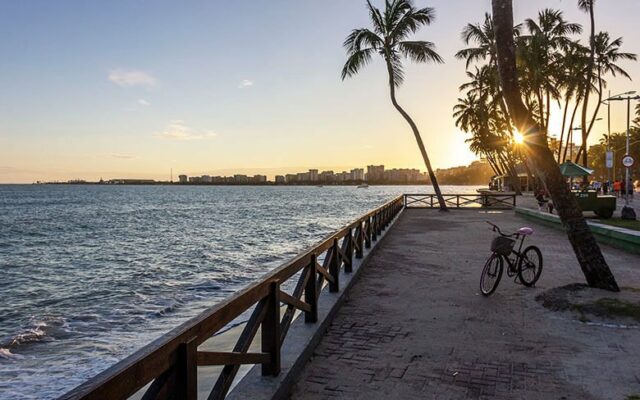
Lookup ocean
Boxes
[0,184,481,399]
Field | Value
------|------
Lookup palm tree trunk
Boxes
[563,99,581,162]
[580,1,596,175]
[545,90,551,137]
[384,59,448,211]
[492,0,619,292]
[576,71,603,163]
[557,95,570,162]
[498,150,522,195]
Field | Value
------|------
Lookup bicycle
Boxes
[480,221,543,296]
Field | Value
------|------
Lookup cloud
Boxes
[137,99,150,106]
[109,69,157,87]
[238,79,254,89]
[111,154,135,159]
[155,120,217,141]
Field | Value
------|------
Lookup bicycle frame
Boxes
[501,236,527,272]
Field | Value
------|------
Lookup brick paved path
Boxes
[289,209,640,399]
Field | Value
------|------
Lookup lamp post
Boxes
[602,91,636,187]
[604,92,640,220]
[569,117,602,163]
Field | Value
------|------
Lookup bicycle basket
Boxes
[491,236,515,256]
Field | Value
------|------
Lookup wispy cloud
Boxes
[137,99,150,106]
[109,69,157,88]
[238,79,254,89]
[155,120,217,141]
[111,154,135,159]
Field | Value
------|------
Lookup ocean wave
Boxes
[3,316,67,349]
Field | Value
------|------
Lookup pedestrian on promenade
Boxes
[535,189,548,211]
[613,180,621,197]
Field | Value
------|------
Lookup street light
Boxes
[604,92,640,220]
[568,117,602,162]
[602,91,636,183]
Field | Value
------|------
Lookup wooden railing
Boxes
[59,195,405,400]
[404,193,516,209]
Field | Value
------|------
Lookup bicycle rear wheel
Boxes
[480,253,503,296]
[518,245,543,287]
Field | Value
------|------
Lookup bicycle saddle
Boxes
[518,227,534,236]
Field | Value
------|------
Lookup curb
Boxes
[514,207,640,254]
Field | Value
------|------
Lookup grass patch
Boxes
[585,298,640,321]
[536,284,640,323]
[625,395,640,400]
[591,218,640,231]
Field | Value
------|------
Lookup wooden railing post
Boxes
[305,255,318,323]
[329,239,340,292]
[364,217,372,249]
[355,222,364,259]
[177,337,197,400]
[371,215,378,241]
[262,281,281,376]
[344,229,353,273]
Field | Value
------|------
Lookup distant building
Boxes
[178,175,188,183]
[297,172,310,182]
[201,175,212,183]
[253,175,267,183]
[275,175,285,184]
[234,174,249,184]
[285,174,297,184]
[309,169,319,182]
[367,165,385,182]
[108,179,156,184]
[319,171,335,183]
[350,168,365,181]
[188,176,202,183]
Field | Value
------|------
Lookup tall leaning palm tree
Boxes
[578,0,596,170]
[341,0,447,210]
[491,0,619,291]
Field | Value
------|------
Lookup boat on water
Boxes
[357,183,369,188]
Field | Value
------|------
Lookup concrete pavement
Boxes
[289,209,640,399]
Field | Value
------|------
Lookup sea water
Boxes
[0,184,480,399]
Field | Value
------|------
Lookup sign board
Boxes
[606,151,614,168]
[622,155,634,168]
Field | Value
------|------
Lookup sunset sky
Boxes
[1,0,639,183]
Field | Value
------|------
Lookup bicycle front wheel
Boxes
[480,253,503,296]
[518,245,543,287]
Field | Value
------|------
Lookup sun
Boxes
[513,131,525,144]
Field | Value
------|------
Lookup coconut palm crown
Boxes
[341,0,447,210]
[341,0,443,86]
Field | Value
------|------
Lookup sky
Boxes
[1,0,639,183]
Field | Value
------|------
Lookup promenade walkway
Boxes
[289,209,640,399]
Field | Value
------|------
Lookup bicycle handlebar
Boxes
[485,221,517,237]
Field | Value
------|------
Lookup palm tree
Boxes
[491,0,619,291]
[574,32,637,162]
[635,103,640,127]
[341,0,447,210]
[454,66,523,194]
[518,9,582,134]
[578,0,596,170]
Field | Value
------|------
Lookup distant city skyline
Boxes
[2,1,639,183]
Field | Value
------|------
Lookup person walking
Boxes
[613,180,621,197]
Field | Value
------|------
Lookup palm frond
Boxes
[366,0,386,35]
[343,28,383,52]
[341,48,375,80]
[398,41,443,64]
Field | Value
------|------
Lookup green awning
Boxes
[559,161,594,177]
